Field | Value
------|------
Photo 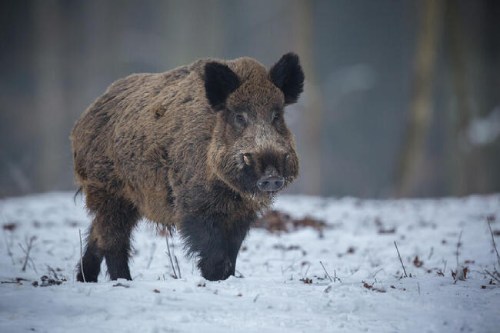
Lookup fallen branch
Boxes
[1,277,30,285]
[394,241,408,278]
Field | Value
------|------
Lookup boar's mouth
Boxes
[235,151,290,198]
[209,146,296,201]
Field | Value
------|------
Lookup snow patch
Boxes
[1,192,499,332]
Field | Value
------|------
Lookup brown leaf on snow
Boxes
[362,281,386,293]
[254,210,291,233]
[300,277,313,284]
[378,227,396,234]
[374,217,396,234]
[273,244,302,251]
[413,256,424,268]
[254,210,326,235]
[346,246,356,254]
[451,267,469,281]
[293,216,326,232]
[2,223,17,231]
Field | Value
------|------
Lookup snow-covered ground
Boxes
[1,192,499,333]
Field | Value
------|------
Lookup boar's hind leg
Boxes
[77,224,103,282]
[77,189,139,282]
[181,214,251,281]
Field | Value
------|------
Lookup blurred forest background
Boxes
[1,0,499,199]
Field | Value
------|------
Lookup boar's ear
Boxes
[204,62,240,110]
[269,53,304,105]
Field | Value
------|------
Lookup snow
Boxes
[1,192,499,333]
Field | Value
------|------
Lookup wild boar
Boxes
[72,53,304,281]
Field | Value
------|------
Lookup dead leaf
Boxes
[2,223,17,231]
[413,256,424,268]
[300,277,313,284]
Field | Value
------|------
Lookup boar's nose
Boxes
[257,175,285,192]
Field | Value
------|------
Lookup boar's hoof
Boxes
[199,257,234,281]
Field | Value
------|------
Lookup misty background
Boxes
[1,0,499,199]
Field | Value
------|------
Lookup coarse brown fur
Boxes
[72,53,304,281]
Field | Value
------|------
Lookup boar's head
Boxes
[205,53,304,199]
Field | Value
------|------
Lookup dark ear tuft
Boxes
[204,62,240,110]
[269,53,305,105]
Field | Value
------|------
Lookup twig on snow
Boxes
[436,260,447,276]
[3,231,15,265]
[456,230,463,267]
[484,269,500,283]
[303,262,311,277]
[165,234,181,279]
[427,246,434,260]
[333,269,341,283]
[319,261,332,282]
[79,229,86,282]
[371,267,384,279]
[174,255,182,279]
[19,236,36,272]
[146,242,156,269]
[320,261,341,283]
[394,241,408,278]
[46,265,60,280]
[487,221,500,269]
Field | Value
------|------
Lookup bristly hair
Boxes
[73,186,83,204]
[269,52,305,105]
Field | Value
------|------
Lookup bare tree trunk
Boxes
[396,0,443,197]
[293,0,323,195]
[445,0,475,195]
[34,0,66,192]
[161,0,222,67]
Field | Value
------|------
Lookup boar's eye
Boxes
[234,113,247,127]
[271,109,282,123]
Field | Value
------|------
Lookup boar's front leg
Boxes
[181,214,252,281]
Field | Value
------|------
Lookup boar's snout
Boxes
[242,150,288,192]
[238,148,296,195]
[257,175,284,192]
